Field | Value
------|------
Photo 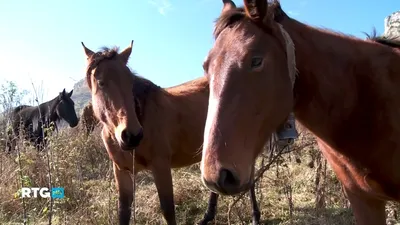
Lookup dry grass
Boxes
[0,124,399,225]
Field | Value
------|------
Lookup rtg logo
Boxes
[21,187,64,199]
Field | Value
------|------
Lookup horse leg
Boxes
[198,192,219,225]
[249,184,260,225]
[35,137,43,151]
[151,158,176,225]
[113,162,134,225]
[343,187,386,225]
[5,135,13,153]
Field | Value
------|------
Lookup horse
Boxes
[81,42,261,225]
[200,1,400,225]
[80,101,100,135]
[7,89,79,151]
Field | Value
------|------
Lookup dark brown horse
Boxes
[200,1,400,225]
[79,101,100,135]
[81,42,261,225]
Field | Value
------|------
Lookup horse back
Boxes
[161,77,209,167]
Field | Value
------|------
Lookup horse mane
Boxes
[270,1,400,49]
[36,95,63,123]
[214,7,247,38]
[12,95,61,120]
[364,28,400,49]
[214,1,297,87]
[132,75,160,101]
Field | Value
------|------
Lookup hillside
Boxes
[71,78,91,113]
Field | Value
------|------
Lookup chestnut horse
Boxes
[81,42,261,225]
[200,0,400,225]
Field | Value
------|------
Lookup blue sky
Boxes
[0,0,397,103]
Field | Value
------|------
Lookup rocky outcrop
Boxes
[383,11,400,40]
[71,79,91,113]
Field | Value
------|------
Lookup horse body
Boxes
[157,78,210,167]
[125,76,208,172]
[82,44,260,225]
[8,89,79,150]
[200,1,400,224]
[275,4,400,202]
[276,7,400,223]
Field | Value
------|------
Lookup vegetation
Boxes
[0,81,399,225]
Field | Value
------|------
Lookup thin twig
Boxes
[30,80,53,225]
[16,137,27,225]
[130,151,136,225]
[227,138,286,224]
[108,160,113,224]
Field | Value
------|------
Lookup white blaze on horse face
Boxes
[114,124,126,146]
[201,87,221,176]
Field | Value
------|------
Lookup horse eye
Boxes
[97,80,105,88]
[251,57,264,68]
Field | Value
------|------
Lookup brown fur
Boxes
[201,1,400,225]
[80,101,100,135]
[81,43,260,225]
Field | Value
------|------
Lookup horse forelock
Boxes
[214,1,282,39]
[214,1,297,89]
[85,47,120,89]
[85,47,161,124]
[214,8,246,39]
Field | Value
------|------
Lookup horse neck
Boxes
[132,75,162,123]
[278,17,387,141]
[39,96,61,124]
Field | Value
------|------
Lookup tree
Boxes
[0,80,28,115]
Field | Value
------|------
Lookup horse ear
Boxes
[81,42,95,59]
[119,40,134,64]
[62,88,66,94]
[68,89,73,97]
[243,0,268,22]
[221,0,236,14]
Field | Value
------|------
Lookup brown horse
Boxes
[80,101,100,135]
[200,0,400,225]
[81,42,261,225]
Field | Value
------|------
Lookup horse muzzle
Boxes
[70,120,79,128]
[202,168,251,196]
[118,127,143,151]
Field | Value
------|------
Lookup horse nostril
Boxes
[121,128,143,149]
[217,168,240,193]
[121,129,132,144]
